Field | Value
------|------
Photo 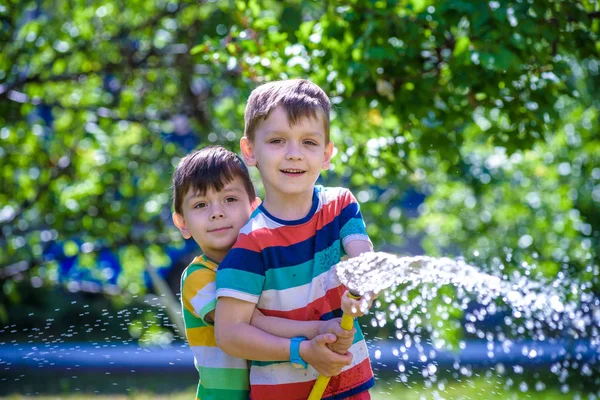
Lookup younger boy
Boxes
[172,145,356,400]
[215,79,376,400]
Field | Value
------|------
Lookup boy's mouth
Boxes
[280,168,306,175]
[208,226,232,233]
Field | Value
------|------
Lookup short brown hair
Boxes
[172,145,256,215]
[244,79,331,142]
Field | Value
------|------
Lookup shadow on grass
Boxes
[2,370,197,397]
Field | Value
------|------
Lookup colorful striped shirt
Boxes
[181,255,250,400]
[216,185,375,400]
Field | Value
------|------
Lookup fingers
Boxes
[343,301,364,317]
[329,350,353,366]
[335,331,355,343]
[344,297,372,317]
[321,339,353,364]
[341,351,353,365]
[341,292,367,317]
[312,347,353,375]
[322,318,343,335]
[331,323,355,336]
[329,342,353,355]
[315,333,337,345]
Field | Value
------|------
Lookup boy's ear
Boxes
[321,141,335,170]
[251,196,261,211]
[240,137,257,166]
[172,212,192,239]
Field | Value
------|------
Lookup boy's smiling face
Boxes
[241,105,334,205]
[172,176,258,262]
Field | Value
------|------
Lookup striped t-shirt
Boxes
[181,255,250,400]
[216,185,374,400]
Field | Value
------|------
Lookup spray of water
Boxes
[336,252,600,395]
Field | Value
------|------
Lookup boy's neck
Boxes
[262,187,315,221]
[202,249,225,264]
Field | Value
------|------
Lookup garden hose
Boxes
[307,291,361,400]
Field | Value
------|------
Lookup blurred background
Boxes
[1,0,598,398]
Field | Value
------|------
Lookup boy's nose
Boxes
[285,143,303,160]
[210,210,225,220]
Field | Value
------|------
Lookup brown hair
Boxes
[244,79,331,142]
[172,145,256,215]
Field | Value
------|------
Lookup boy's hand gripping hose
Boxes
[307,290,361,400]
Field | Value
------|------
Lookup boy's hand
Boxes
[341,290,377,318]
[318,318,355,355]
[299,334,353,377]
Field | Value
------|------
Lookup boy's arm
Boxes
[214,297,289,360]
[341,238,378,318]
[181,267,218,325]
[214,296,352,376]
[339,188,374,259]
[338,188,377,316]
[250,309,355,343]
[211,308,354,344]
[344,239,373,258]
[250,309,320,339]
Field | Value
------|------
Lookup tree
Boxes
[1,0,598,329]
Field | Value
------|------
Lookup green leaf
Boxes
[495,45,516,71]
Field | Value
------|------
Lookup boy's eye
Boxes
[269,139,283,144]
[193,202,206,209]
[224,197,237,203]
[304,140,318,146]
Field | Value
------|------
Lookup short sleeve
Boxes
[181,267,217,326]
[216,234,265,304]
[338,189,372,248]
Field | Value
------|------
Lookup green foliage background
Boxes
[1,0,598,340]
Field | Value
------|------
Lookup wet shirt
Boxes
[216,186,374,400]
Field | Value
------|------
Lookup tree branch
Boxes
[0,1,197,97]
[0,144,75,231]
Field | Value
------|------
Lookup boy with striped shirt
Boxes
[172,145,357,400]
[215,79,375,400]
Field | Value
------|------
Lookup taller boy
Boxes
[215,79,375,400]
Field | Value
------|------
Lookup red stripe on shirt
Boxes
[232,233,262,252]
[235,195,355,251]
[249,357,373,400]
[258,285,346,321]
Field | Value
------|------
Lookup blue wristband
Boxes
[290,336,308,369]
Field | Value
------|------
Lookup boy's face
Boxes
[241,105,334,201]
[172,176,259,262]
